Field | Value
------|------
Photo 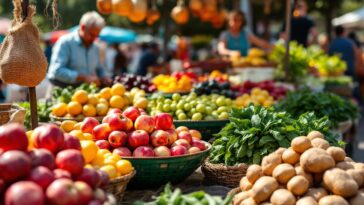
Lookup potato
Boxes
[318,195,349,205]
[291,136,312,153]
[262,153,282,176]
[282,148,300,165]
[314,173,324,186]
[323,168,358,197]
[300,148,335,173]
[270,189,296,205]
[287,175,309,196]
[246,165,263,184]
[347,169,364,187]
[296,196,318,205]
[250,176,279,203]
[233,191,250,205]
[240,177,253,191]
[359,188,364,193]
[307,131,324,141]
[336,161,355,170]
[304,188,328,201]
[311,138,330,150]
[241,197,257,205]
[350,192,364,205]
[261,203,272,205]
[344,157,354,162]
[295,166,314,186]
[354,163,364,179]
[272,163,296,184]
[326,146,346,162]
[275,147,287,156]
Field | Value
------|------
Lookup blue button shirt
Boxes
[48,31,105,84]
[329,37,355,77]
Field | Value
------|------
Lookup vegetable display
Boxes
[209,104,339,166]
[134,184,232,205]
[274,88,359,127]
[232,132,364,205]
[18,101,52,130]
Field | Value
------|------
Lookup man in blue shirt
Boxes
[48,11,111,87]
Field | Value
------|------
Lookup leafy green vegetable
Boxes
[52,83,99,103]
[209,104,340,166]
[17,101,53,130]
[274,88,360,127]
[133,184,232,205]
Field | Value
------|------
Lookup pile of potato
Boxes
[232,131,364,205]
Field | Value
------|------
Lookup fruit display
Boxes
[231,48,269,67]
[0,123,114,205]
[192,80,236,99]
[113,74,156,93]
[231,80,288,100]
[152,74,194,93]
[51,83,148,119]
[210,105,339,165]
[198,70,229,83]
[234,88,274,108]
[148,92,233,120]
[232,131,364,205]
[52,83,99,104]
[62,107,208,158]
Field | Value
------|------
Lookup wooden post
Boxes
[284,0,292,81]
[21,0,39,129]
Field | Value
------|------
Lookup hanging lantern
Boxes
[189,0,203,12]
[128,0,148,23]
[171,0,189,24]
[146,0,160,25]
[112,0,133,16]
[97,0,113,14]
[199,0,217,22]
[211,9,227,28]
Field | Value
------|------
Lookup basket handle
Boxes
[9,108,25,125]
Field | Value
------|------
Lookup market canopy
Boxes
[332,7,364,28]
[99,26,136,43]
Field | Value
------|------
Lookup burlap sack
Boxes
[0,0,47,87]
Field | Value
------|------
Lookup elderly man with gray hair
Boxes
[48,11,112,87]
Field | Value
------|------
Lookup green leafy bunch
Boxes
[18,101,53,130]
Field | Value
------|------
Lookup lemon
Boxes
[80,140,99,163]
[116,160,133,175]
[60,120,77,132]
[109,95,124,109]
[82,104,97,117]
[72,90,89,104]
[98,98,109,106]
[111,83,126,96]
[69,130,84,140]
[100,165,117,179]
[67,101,83,116]
[96,103,109,116]
[99,87,112,100]
[52,103,68,117]
[88,94,99,105]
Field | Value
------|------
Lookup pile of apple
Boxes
[79,107,208,158]
[0,123,113,205]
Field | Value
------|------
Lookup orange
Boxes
[82,104,97,117]
[104,153,113,158]
[52,103,67,117]
[100,165,117,179]
[84,164,93,169]
[88,94,98,105]
[60,120,77,132]
[80,140,99,163]
[109,95,124,109]
[111,83,126,96]
[103,157,117,166]
[91,152,105,166]
[98,149,110,155]
[96,103,108,116]
[73,122,82,130]
[69,130,84,140]
[98,98,109,106]
[109,154,121,162]
[26,131,34,150]
[133,97,148,109]
[67,101,82,116]
[72,90,89,104]
[83,133,94,141]
[116,160,133,175]
[99,87,112,100]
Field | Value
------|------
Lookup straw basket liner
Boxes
[104,170,136,203]
[201,158,248,188]
[0,104,25,125]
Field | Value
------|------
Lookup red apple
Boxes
[108,131,127,148]
[95,140,110,150]
[0,123,28,151]
[154,113,173,130]
[27,166,55,191]
[122,106,141,122]
[127,130,149,149]
[133,146,155,157]
[0,150,31,182]
[46,179,79,205]
[88,200,103,205]
[189,129,202,140]
[107,108,122,115]
[81,117,99,134]
[166,129,178,145]
[102,115,110,124]
[191,139,207,151]
[153,146,171,157]
[150,130,169,147]
[134,115,155,133]
[5,181,45,205]
[33,124,65,154]
[107,114,128,131]
[175,126,189,134]
[124,117,134,131]
[177,131,192,144]
[29,148,56,170]
[188,147,201,154]
[112,147,132,157]
[74,181,93,205]
[92,123,112,141]
[63,134,82,150]
[172,139,190,149]
[93,188,107,203]
[96,170,109,187]
[53,169,72,179]
[75,168,100,189]
[170,145,188,156]
[0,179,5,194]
[56,149,85,176]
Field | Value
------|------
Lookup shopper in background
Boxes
[47,11,112,87]
[217,10,272,58]
[131,42,161,76]
[281,0,318,47]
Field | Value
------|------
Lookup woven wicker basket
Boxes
[201,158,248,188]
[0,104,25,125]
[227,187,241,197]
[104,170,136,203]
